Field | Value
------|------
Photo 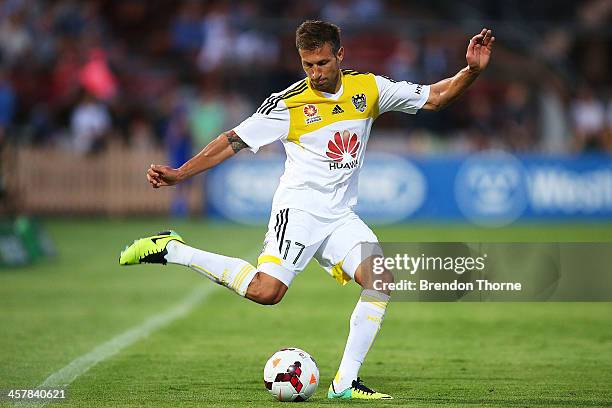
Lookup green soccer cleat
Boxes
[327,378,393,400]
[119,230,184,266]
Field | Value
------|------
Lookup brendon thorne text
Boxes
[374,279,522,292]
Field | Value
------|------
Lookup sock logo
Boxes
[366,315,382,324]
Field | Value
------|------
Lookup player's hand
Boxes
[147,164,181,188]
[466,28,495,73]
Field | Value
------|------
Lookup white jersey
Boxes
[233,69,429,218]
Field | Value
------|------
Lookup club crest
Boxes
[351,93,367,112]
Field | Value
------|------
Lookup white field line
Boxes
[13,284,216,408]
[13,248,261,408]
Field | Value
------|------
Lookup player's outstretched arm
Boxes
[422,28,495,111]
[147,130,248,188]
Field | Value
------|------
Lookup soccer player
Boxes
[120,21,494,400]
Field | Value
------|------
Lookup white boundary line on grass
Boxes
[13,283,217,408]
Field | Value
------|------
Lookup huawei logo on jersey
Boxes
[326,131,360,170]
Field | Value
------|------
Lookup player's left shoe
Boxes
[119,230,184,265]
[327,378,393,400]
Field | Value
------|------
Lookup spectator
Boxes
[0,0,609,155]
[79,48,118,102]
[500,81,536,151]
[570,86,606,151]
[197,3,233,72]
[0,10,32,66]
[0,68,15,144]
[70,91,111,154]
[170,1,203,54]
[188,84,226,150]
[165,96,193,217]
[386,39,420,82]
[129,115,156,150]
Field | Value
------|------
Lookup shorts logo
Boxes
[303,104,322,124]
[326,130,360,170]
[351,93,367,112]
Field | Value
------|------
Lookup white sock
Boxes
[165,241,257,297]
[333,289,389,392]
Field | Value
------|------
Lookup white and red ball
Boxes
[263,348,319,402]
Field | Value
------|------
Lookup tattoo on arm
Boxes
[225,130,248,153]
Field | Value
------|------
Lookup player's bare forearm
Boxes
[423,66,480,111]
[147,130,248,188]
[177,130,246,180]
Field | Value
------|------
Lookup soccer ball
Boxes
[263,348,319,402]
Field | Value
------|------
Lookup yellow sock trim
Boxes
[232,264,255,292]
[230,265,247,290]
[360,295,388,310]
[191,263,219,282]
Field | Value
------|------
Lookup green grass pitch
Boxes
[1,219,611,407]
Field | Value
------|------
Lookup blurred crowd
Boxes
[0,0,611,157]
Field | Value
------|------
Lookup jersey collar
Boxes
[308,71,344,101]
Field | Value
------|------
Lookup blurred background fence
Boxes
[3,145,201,215]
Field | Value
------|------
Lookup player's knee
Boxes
[246,272,288,305]
[254,285,286,305]
[355,255,394,288]
[368,268,394,296]
[266,288,286,305]
[377,268,394,284]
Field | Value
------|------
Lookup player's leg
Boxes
[329,249,393,400]
[164,238,291,305]
[316,215,393,400]
[167,239,292,305]
[244,271,288,305]
[118,209,319,305]
[119,229,275,302]
[329,252,392,399]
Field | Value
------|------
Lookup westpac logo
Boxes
[326,131,360,170]
[529,166,612,213]
[455,151,528,226]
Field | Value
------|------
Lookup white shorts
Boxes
[257,208,381,287]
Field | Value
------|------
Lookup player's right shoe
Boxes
[119,230,184,266]
[327,378,393,400]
